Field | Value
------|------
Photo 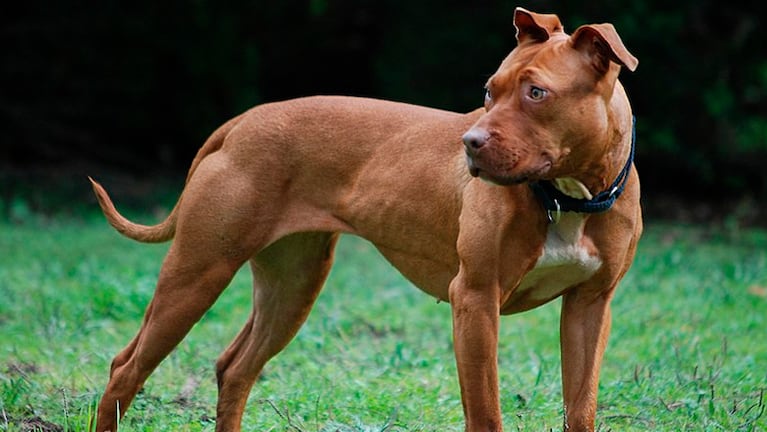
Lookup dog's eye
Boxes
[484,88,493,103]
[529,86,547,101]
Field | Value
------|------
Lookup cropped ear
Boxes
[514,7,564,44]
[571,24,638,73]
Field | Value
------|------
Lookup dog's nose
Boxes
[462,129,488,151]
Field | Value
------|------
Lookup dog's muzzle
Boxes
[462,129,489,178]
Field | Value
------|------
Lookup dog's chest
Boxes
[515,213,602,302]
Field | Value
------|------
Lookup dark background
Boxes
[2,1,765,223]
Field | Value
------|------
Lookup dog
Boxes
[89,8,640,432]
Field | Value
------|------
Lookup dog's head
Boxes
[463,8,638,188]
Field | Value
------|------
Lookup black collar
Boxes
[529,117,636,222]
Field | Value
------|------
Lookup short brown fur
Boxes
[91,8,640,432]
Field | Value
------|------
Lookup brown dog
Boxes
[89,8,640,432]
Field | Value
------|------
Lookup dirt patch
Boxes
[6,362,40,377]
[172,376,201,407]
[10,417,64,432]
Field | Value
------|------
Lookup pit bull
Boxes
[90,8,640,432]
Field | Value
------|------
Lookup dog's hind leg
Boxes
[214,231,339,432]
[95,239,250,432]
[94,157,280,431]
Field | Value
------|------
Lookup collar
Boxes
[529,116,636,223]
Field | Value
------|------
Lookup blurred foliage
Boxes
[2,0,765,199]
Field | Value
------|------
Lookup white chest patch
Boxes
[517,213,602,301]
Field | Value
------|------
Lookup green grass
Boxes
[0,214,765,431]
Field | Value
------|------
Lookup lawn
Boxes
[0,212,765,431]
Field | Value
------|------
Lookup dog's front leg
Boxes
[559,284,615,432]
[449,271,503,432]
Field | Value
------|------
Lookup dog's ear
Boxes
[571,24,638,73]
[514,8,563,44]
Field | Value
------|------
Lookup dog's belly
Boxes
[502,214,602,314]
[375,245,458,300]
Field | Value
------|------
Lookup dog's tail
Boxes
[89,113,245,243]
[88,177,178,243]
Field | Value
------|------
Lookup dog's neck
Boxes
[559,110,636,195]
[531,116,635,218]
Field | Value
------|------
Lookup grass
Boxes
[0,211,765,431]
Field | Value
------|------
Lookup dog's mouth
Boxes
[467,156,552,186]
[471,167,529,185]
[468,163,482,179]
